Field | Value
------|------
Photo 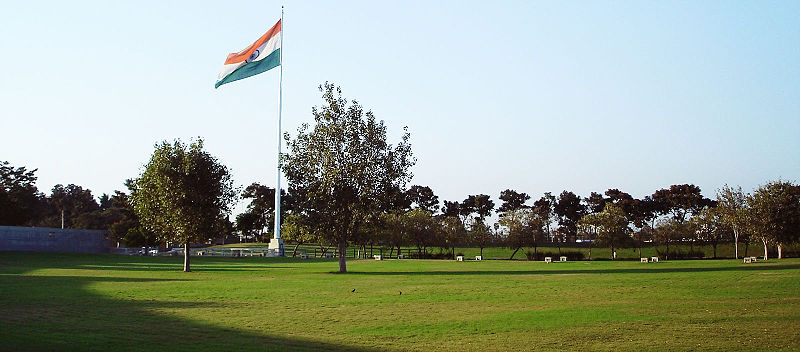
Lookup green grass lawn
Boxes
[1,253,798,351]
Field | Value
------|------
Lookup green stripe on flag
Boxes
[215,49,280,88]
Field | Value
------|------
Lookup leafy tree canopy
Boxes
[749,180,800,249]
[498,189,530,215]
[130,138,236,272]
[652,184,714,223]
[282,83,414,273]
[406,185,439,213]
[0,161,43,226]
[462,194,494,220]
[554,190,585,241]
[441,200,461,218]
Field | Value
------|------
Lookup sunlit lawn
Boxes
[1,253,798,351]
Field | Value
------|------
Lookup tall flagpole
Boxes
[271,6,285,255]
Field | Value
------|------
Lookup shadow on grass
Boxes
[343,264,800,276]
[72,264,303,272]
[0,255,377,352]
[0,252,314,272]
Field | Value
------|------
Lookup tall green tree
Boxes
[403,208,438,257]
[469,217,493,257]
[441,215,468,259]
[582,204,631,260]
[651,184,714,247]
[500,208,544,260]
[380,212,409,258]
[533,193,557,251]
[715,185,749,259]
[130,139,236,272]
[0,161,43,226]
[577,213,600,260]
[282,83,414,273]
[748,180,800,259]
[653,218,686,259]
[554,190,585,243]
[690,206,728,258]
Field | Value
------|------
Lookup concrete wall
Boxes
[0,226,110,253]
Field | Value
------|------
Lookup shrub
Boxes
[526,250,585,261]
[525,251,535,261]
[407,252,452,259]
[655,248,705,259]
[559,251,585,260]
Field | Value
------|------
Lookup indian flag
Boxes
[215,19,281,88]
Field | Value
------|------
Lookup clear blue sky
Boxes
[1,1,798,211]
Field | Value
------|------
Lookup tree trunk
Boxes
[762,239,768,260]
[588,244,592,261]
[338,240,348,273]
[509,247,520,260]
[733,228,739,259]
[183,243,191,272]
[637,239,642,259]
[744,242,750,257]
[389,247,394,257]
[292,243,300,257]
[713,243,717,259]
[778,243,783,259]
[480,246,484,257]
[611,246,615,261]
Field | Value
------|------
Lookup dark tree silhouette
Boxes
[498,189,530,215]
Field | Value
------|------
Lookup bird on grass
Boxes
[351,288,356,293]
[399,291,402,295]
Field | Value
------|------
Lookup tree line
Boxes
[3,83,799,274]
[0,161,153,245]
[235,180,800,263]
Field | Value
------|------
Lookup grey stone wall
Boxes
[0,226,110,253]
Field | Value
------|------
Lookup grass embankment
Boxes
[1,253,798,351]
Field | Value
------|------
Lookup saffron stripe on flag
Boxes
[215,19,281,88]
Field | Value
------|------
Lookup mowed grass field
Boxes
[1,253,798,351]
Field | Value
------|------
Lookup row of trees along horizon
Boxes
[2,83,799,272]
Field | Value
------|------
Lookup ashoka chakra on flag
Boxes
[215,19,281,88]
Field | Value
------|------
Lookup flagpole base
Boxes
[268,238,284,256]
